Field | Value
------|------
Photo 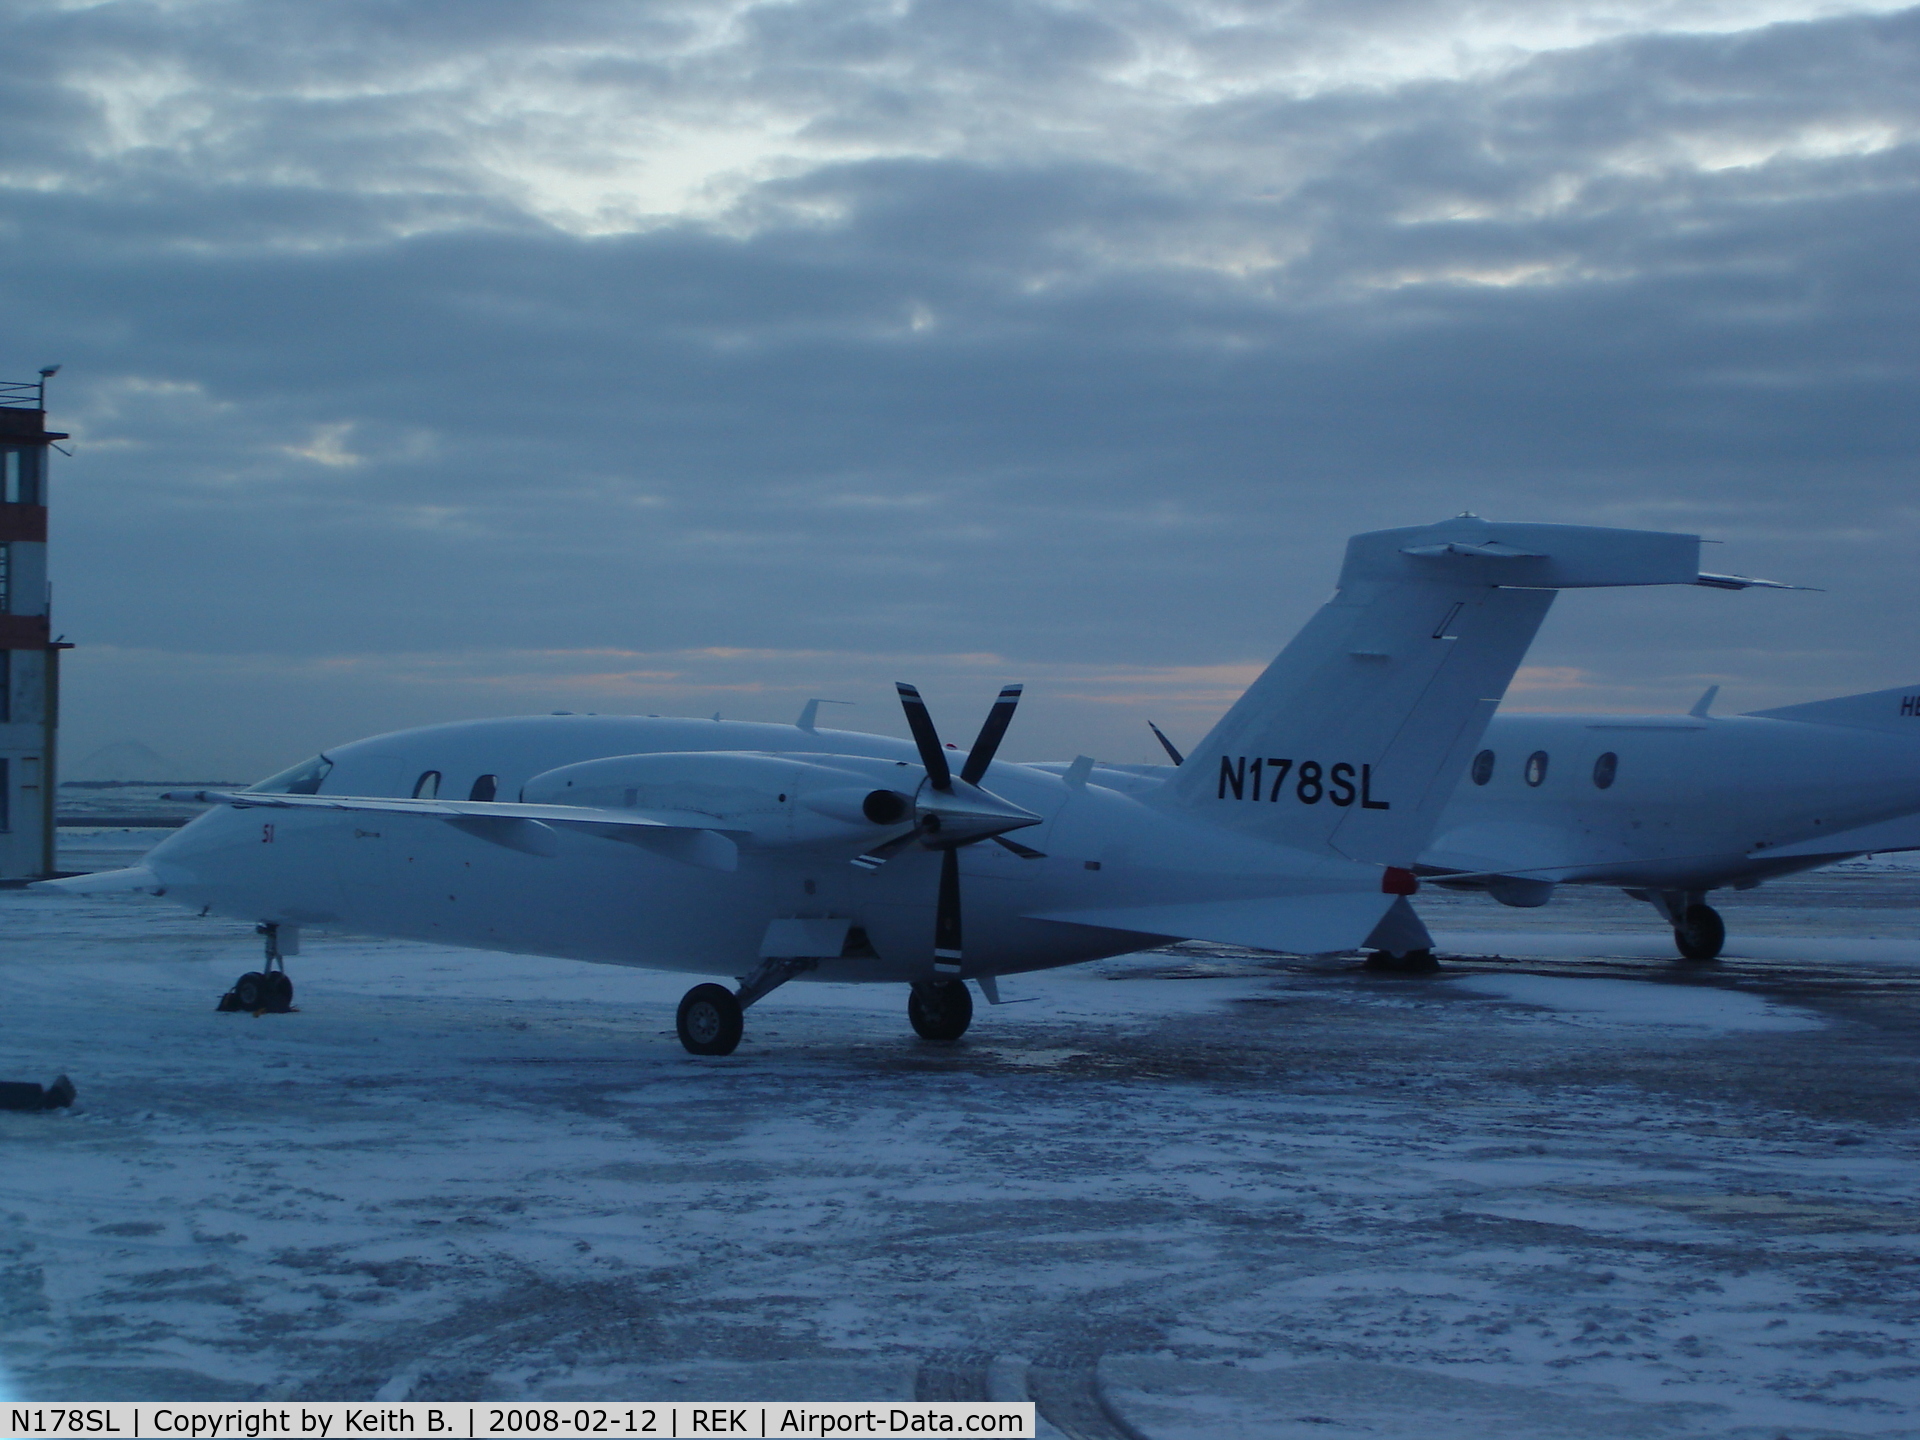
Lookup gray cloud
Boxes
[2,0,1917,774]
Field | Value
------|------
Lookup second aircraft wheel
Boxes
[676,983,744,1056]
[908,978,974,1042]
[1674,903,1726,961]
[263,971,294,1012]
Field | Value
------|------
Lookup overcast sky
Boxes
[4,0,1917,778]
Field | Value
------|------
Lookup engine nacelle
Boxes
[522,751,917,849]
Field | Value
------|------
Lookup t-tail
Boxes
[1161,516,1728,867]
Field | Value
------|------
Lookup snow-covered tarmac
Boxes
[3,835,1919,1437]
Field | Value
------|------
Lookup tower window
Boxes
[0,542,10,612]
[412,770,441,799]
[0,649,10,723]
[1593,752,1618,789]
[1524,751,1549,787]
[1470,749,1494,785]
[2,451,39,506]
[469,774,499,802]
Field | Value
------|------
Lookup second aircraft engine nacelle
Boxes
[521,751,917,850]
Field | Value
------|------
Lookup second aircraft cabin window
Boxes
[1524,751,1549,787]
[469,774,499,802]
[1470,749,1494,785]
[413,771,441,799]
[1593,751,1618,789]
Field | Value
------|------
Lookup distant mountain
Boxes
[69,740,182,783]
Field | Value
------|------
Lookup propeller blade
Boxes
[960,684,1023,785]
[991,834,1046,859]
[895,682,952,791]
[850,825,924,871]
[1147,721,1184,767]
[934,847,963,973]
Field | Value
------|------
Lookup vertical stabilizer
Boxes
[1163,517,1704,866]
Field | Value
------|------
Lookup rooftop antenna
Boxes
[36,365,59,408]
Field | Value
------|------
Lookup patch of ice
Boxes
[1445,973,1822,1031]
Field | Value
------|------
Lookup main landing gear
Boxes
[1674,903,1726,961]
[674,967,980,1055]
[1629,889,1726,961]
[907,977,973,1041]
[217,923,296,1013]
[1364,949,1440,974]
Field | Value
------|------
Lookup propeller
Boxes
[853,683,1045,973]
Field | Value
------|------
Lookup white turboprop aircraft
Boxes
[40,517,1782,1054]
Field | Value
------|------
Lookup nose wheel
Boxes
[217,924,297,1013]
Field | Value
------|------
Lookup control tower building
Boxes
[0,371,67,879]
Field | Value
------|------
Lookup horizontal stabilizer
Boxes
[31,866,164,895]
[1165,516,1732,870]
[1745,683,1920,735]
[1029,891,1397,956]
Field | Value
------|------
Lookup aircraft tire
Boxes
[908,978,973,1042]
[677,983,744,1056]
[232,971,267,1011]
[1674,904,1726,962]
[1363,949,1440,974]
[263,972,294,1012]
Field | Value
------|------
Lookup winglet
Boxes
[1689,685,1719,718]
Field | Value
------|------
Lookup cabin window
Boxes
[1470,749,1494,785]
[1524,751,1549,787]
[412,770,441,799]
[469,774,499,802]
[247,754,333,795]
[1592,752,1618,789]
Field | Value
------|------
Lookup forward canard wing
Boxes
[161,789,754,870]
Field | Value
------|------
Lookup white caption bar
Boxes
[1,1405,1035,1440]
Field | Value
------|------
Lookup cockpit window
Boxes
[247,754,333,795]
[413,770,441,799]
[469,774,499,802]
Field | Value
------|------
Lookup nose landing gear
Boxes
[217,924,297,1013]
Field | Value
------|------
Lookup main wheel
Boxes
[232,971,267,1010]
[1674,903,1726,961]
[676,983,744,1056]
[1363,949,1440,974]
[263,972,294,1011]
[908,978,974,1042]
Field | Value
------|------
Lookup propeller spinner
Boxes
[853,683,1045,974]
